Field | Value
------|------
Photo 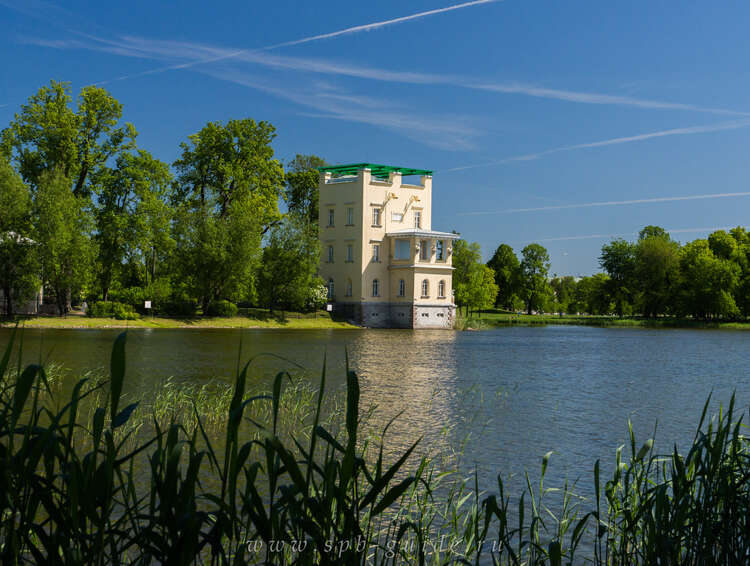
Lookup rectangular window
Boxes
[391,212,403,222]
[414,210,421,229]
[436,240,445,261]
[398,279,405,297]
[419,239,429,261]
[327,209,335,227]
[372,208,381,226]
[395,239,410,260]
[372,244,380,262]
[346,207,354,225]
[346,244,353,262]
[327,245,334,263]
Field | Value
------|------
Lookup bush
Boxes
[305,279,329,312]
[88,301,139,320]
[205,299,238,317]
[161,298,198,317]
[88,301,113,318]
[112,302,139,320]
[110,287,145,308]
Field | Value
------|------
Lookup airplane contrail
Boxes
[443,119,750,173]
[459,191,750,216]
[92,0,497,85]
[264,0,497,50]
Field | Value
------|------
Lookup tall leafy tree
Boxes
[550,275,578,314]
[520,243,551,315]
[486,243,521,310]
[452,239,482,315]
[729,227,750,317]
[574,274,612,315]
[707,230,737,261]
[257,215,322,313]
[2,81,134,310]
[599,239,637,316]
[172,119,285,310]
[93,150,173,300]
[676,239,739,319]
[285,154,327,225]
[0,158,38,316]
[1,80,135,196]
[466,265,499,315]
[34,170,93,315]
[635,227,680,317]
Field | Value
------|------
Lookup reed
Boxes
[1,327,748,564]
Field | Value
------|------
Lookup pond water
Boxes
[1,325,748,501]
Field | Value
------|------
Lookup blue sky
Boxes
[2,0,750,276]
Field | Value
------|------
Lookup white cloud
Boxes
[22,32,750,118]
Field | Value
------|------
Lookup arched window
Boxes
[421,279,429,297]
[345,278,353,297]
[438,280,446,298]
[327,278,334,299]
[372,279,380,297]
[398,279,405,297]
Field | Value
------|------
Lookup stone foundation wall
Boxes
[332,302,454,328]
[412,304,455,329]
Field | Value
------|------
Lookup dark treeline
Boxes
[0,81,327,317]
[485,224,750,319]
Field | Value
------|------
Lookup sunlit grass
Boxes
[0,312,357,330]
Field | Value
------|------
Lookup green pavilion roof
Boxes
[318,163,432,178]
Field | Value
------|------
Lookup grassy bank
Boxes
[472,310,750,330]
[2,330,749,564]
[0,309,358,329]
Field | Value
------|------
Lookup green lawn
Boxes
[1,310,358,330]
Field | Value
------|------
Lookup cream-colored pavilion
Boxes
[317,163,458,328]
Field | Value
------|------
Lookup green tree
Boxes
[574,273,613,315]
[172,119,285,311]
[34,170,93,315]
[639,225,670,241]
[599,238,636,316]
[550,275,578,314]
[285,154,327,225]
[257,215,321,313]
[707,230,737,261]
[486,243,521,310]
[635,227,680,317]
[452,239,482,315]
[520,243,552,315]
[1,80,135,196]
[729,227,750,317]
[677,239,739,319]
[2,81,135,310]
[0,158,38,316]
[173,119,284,226]
[470,265,500,314]
[93,150,173,300]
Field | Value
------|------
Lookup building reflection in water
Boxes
[341,329,464,464]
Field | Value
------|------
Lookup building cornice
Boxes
[388,264,455,270]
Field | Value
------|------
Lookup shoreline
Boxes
[0,314,360,330]
[472,312,750,330]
